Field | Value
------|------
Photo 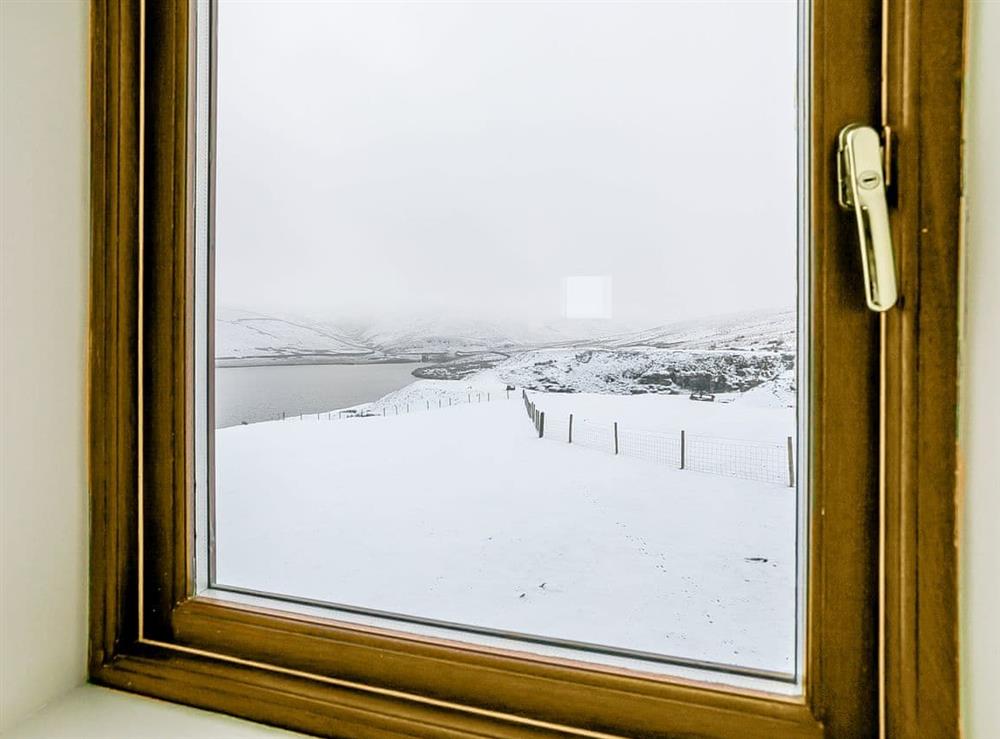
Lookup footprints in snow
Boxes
[517,581,550,601]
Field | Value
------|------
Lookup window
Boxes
[88,0,962,736]
[203,0,803,688]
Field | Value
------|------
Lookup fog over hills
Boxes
[216,308,794,365]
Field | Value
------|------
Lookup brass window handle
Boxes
[837,124,899,312]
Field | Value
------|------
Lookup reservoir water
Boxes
[215,362,428,428]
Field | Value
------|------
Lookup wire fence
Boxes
[572,418,617,454]
[618,427,682,467]
[522,390,794,487]
[243,387,794,487]
[258,387,516,425]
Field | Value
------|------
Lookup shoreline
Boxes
[215,356,424,369]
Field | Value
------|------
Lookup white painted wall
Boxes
[0,0,997,736]
[1,0,90,731]
[0,10,289,735]
[961,3,1000,737]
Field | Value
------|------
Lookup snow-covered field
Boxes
[522,385,794,439]
[215,381,798,676]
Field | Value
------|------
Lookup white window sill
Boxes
[1,685,303,739]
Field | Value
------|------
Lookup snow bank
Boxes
[737,369,796,409]
[216,389,797,675]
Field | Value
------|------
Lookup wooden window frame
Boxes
[88,0,962,736]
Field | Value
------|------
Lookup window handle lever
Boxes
[837,124,898,312]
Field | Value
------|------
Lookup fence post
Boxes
[382,408,385,416]
[680,430,686,469]
[539,412,545,438]
[282,411,285,421]
[787,436,795,488]
[568,413,573,444]
[613,422,619,454]
[487,392,491,401]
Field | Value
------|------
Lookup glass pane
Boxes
[197,0,804,687]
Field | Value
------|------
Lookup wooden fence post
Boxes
[538,412,545,438]
[568,414,573,444]
[613,422,619,454]
[680,430,686,469]
[787,436,795,488]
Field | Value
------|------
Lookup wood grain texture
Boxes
[88,0,141,670]
[138,0,193,641]
[170,597,822,739]
[805,2,882,736]
[882,1,964,737]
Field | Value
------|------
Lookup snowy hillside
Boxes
[358,317,522,355]
[216,309,375,365]
[217,307,794,361]
[345,378,514,417]
[356,315,648,354]
[738,369,797,409]
[419,347,793,397]
[597,309,795,352]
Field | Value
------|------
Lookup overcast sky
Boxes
[213,0,798,325]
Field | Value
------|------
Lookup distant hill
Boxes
[595,309,795,353]
[216,309,374,365]
[216,308,795,365]
[215,309,796,378]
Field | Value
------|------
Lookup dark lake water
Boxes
[215,363,427,428]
